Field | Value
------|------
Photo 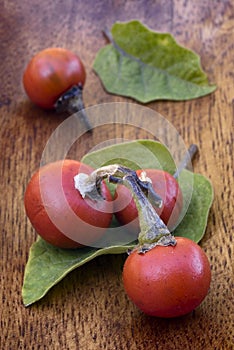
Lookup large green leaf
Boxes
[22,239,135,306]
[22,140,213,306]
[93,20,216,102]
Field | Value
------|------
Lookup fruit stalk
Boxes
[55,83,92,132]
[74,164,176,252]
[113,174,176,252]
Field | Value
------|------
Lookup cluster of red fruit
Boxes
[23,48,211,319]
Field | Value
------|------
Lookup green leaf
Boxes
[22,238,135,306]
[174,170,214,242]
[93,20,216,102]
[22,140,213,306]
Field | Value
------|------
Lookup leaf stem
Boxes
[173,144,198,179]
[103,27,113,43]
[102,27,145,68]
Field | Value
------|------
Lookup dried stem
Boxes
[114,174,176,252]
[54,84,92,133]
[74,164,176,252]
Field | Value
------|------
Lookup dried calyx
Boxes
[74,164,176,252]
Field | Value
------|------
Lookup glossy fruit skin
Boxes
[114,169,183,232]
[23,47,86,109]
[24,160,113,248]
[123,237,211,318]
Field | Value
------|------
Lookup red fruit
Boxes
[123,237,211,318]
[23,47,86,109]
[24,160,113,248]
[114,169,183,232]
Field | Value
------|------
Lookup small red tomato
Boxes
[123,237,211,318]
[114,169,183,232]
[24,160,113,248]
[23,47,86,109]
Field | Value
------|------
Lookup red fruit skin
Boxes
[114,169,183,232]
[24,160,113,248]
[23,47,86,109]
[123,237,211,318]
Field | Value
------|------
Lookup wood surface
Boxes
[0,0,233,349]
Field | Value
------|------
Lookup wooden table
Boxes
[1,1,233,349]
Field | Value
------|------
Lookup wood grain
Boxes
[0,0,233,349]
